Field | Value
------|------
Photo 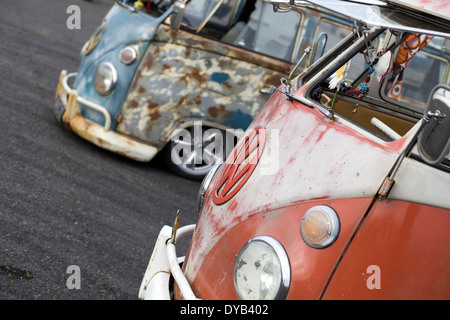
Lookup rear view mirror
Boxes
[418,85,450,165]
[171,1,186,32]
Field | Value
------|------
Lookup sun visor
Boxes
[304,0,450,38]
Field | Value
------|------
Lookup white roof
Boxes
[303,0,450,37]
[383,0,450,21]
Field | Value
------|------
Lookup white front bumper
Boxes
[54,70,158,162]
[138,224,198,300]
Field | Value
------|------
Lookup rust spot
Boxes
[131,69,142,91]
[115,114,123,124]
[147,101,159,110]
[184,47,191,58]
[162,64,171,71]
[136,69,142,80]
[143,54,154,70]
[129,99,139,109]
[223,81,233,90]
[138,86,146,94]
[146,101,161,121]
[191,69,207,84]
[264,73,282,87]
[149,110,161,121]
[175,95,188,109]
[169,29,178,41]
[179,67,207,85]
[193,95,202,106]
[207,105,229,119]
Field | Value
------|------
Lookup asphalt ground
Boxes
[0,0,201,299]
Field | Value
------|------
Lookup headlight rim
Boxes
[234,235,291,300]
[93,61,118,97]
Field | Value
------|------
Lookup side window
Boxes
[252,3,301,61]
[183,0,238,30]
[381,36,449,112]
[179,0,302,62]
[311,20,351,64]
[228,2,302,62]
[307,19,368,80]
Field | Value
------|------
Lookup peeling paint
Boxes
[116,25,289,150]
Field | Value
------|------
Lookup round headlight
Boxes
[94,62,117,96]
[234,236,290,300]
[197,161,222,213]
[300,205,340,249]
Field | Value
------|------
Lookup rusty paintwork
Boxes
[116,24,291,151]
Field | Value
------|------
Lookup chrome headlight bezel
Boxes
[197,161,223,213]
[93,61,118,96]
[234,236,290,300]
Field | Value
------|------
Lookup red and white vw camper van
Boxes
[140,0,450,300]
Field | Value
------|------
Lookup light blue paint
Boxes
[211,72,230,84]
[74,3,173,129]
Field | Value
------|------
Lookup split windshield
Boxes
[183,0,302,62]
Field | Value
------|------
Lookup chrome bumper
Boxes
[54,70,158,162]
[138,224,199,300]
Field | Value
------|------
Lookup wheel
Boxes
[163,125,233,180]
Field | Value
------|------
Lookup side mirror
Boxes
[171,1,186,32]
[418,85,450,165]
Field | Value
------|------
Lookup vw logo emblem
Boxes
[212,127,266,205]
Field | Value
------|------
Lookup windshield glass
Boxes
[183,0,241,30]
[184,0,302,62]
[230,1,301,61]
